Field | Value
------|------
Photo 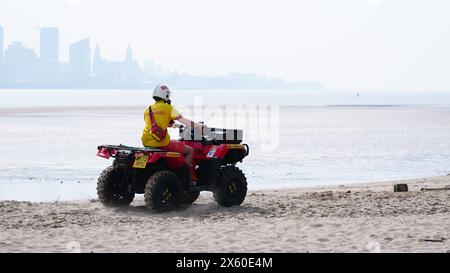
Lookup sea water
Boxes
[1,89,450,201]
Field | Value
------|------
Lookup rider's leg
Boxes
[183,145,194,166]
[161,140,194,172]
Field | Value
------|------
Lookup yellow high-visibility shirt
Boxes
[141,101,181,147]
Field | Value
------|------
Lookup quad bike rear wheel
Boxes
[144,171,183,212]
[213,166,247,207]
[97,166,135,207]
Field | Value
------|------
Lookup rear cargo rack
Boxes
[98,144,164,154]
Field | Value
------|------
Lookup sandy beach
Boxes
[0,176,449,253]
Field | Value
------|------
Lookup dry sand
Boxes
[0,176,449,253]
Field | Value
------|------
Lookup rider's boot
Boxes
[190,166,198,185]
[180,164,197,192]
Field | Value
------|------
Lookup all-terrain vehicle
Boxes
[96,125,249,212]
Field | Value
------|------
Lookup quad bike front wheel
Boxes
[144,171,183,212]
[97,166,135,207]
[213,166,247,207]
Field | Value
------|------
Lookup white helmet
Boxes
[153,84,171,102]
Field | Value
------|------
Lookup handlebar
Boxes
[173,122,208,139]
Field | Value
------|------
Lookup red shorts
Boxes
[160,140,185,154]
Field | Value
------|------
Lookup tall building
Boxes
[39,27,60,82]
[125,44,133,63]
[121,45,141,85]
[69,38,91,82]
[40,27,59,62]
[3,42,38,83]
[92,44,116,84]
[92,44,104,75]
[0,25,4,63]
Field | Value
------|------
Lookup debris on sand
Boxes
[420,187,450,192]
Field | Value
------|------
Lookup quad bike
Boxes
[96,124,249,212]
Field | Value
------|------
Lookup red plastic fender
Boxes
[147,151,186,169]
[208,144,246,159]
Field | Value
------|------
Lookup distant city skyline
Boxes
[0,24,320,89]
[1,1,450,92]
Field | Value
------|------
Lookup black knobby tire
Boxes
[183,189,200,205]
[213,166,247,207]
[144,171,183,212]
[97,166,135,207]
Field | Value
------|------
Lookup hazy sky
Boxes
[0,0,449,92]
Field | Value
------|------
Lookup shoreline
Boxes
[1,174,448,203]
[278,174,450,193]
[1,104,450,116]
[1,175,449,253]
